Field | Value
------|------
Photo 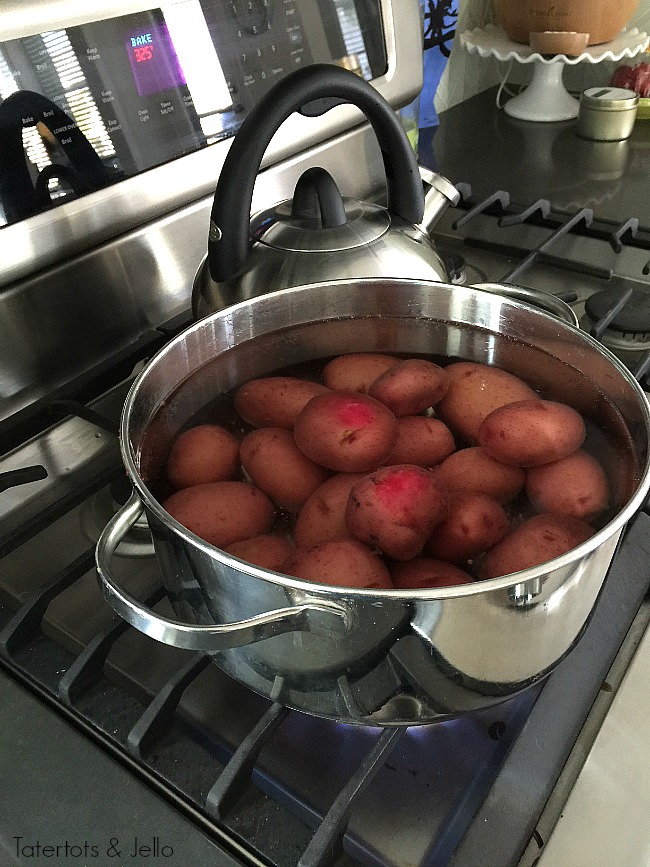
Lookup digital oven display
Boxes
[126,23,186,97]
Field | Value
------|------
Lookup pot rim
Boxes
[121,278,650,601]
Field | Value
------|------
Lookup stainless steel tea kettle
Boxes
[192,63,460,318]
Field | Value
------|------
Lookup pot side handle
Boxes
[96,493,350,652]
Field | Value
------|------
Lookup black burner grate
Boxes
[450,185,650,384]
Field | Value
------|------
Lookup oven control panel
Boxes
[0,0,387,226]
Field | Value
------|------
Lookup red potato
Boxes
[437,361,538,443]
[240,428,329,511]
[345,464,449,561]
[383,416,456,467]
[425,491,509,564]
[480,513,595,580]
[294,391,399,472]
[432,446,525,505]
[322,353,400,393]
[390,558,473,589]
[281,540,393,589]
[163,481,274,548]
[525,449,609,520]
[294,473,363,549]
[166,424,240,489]
[225,534,294,571]
[478,399,586,467]
[368,359,449,417]
[234,377,329,430]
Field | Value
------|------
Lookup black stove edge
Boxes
[0,657,267,867]
[448,510,650,867]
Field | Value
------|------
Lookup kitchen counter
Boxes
[420,87,650,230]
[536,616,650,866]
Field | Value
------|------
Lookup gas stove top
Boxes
[3,178,650,867]
[5,63,650,859]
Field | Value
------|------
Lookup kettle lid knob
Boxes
[291,167,347,227]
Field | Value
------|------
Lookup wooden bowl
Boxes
[528,31,590,56]
[493,0,639,47]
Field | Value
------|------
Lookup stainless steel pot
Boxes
[471,281,579,326]
[96,278,650,726]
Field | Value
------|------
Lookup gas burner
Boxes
[441,251,487,285]
[582,287,650,357]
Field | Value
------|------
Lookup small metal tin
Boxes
[577,86,639,141]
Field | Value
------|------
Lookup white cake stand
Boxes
[460,25,649,122]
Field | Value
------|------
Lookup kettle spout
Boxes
[417,166,460,235]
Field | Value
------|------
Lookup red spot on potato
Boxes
[294,391,398,472]
[374,469,432,505]
[345,465,449,560]
[335,400,375,427]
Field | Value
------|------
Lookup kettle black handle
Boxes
[208,63,425,283]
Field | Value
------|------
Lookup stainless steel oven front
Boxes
[0,0,423,429]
